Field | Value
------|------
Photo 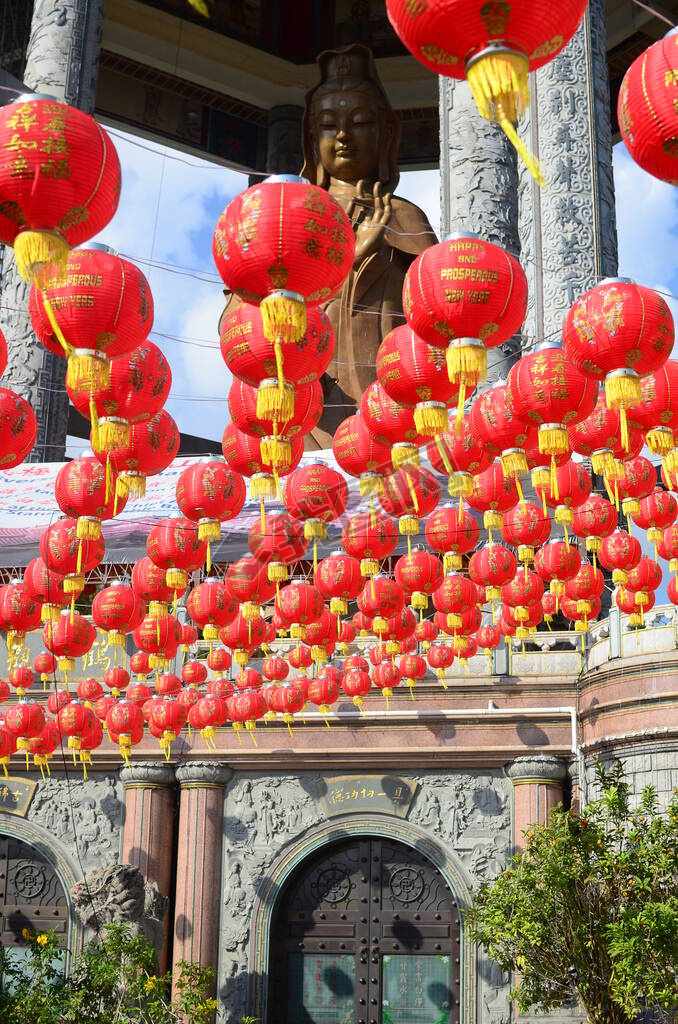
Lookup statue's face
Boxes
[314,89,382,184]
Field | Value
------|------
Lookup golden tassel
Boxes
[89,395,100,452]
[15,230,69,288]
[256,378,294,422]
[414,402,447,437]
[260,291,306,346]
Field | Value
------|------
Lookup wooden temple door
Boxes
[271,837,461,1024]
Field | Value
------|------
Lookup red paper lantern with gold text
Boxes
[627,359,678,461]
[5,702,46,768]
[0,96,121,285]
[572,495,617,561]
[133,614,181,670]
[360,381,426,468]
[616,455,656,521]
[43,609,96,675]
[402,234,528,410]
[507,342,597,463]
[228,377,323,463]
[274,582,324,641]
[425,506,480,573]
[568,393,626,480]
[376,324,459,437]
[182,660,208,687]
[564,564,605,620]
[469,383,535,489]
[394,549,444,611]
[501,501,551,571]
[658,522,678,574]
[225,557,275,621]
[23,557,69,623]
[92,582,140,649]
[213,176,354,416]
[33,651,57,687]
[341,511,398,577]
[535,540,582,607]
[55,454,126,541]
[626,556,663,595]
[427,413,492,499]
[615,588,653,627]
[378,465,440,538]
[222,422,304,520]
[315,551,363,616]
[535,461,592,529]
[0,389,37,468]
[40,518,104,597]
[467,462,519,534]
[147,517,207,593]
[433,574,477,632]
[427,644,453,686]
[248,512,308,585]
[599,529,641,585]
[399,653,426,696]
[563,279,674,447]
[131,556,176,622]
[186,579,238,642]
[358,576,405,635]
[95,409,180,501]
[618,31,678,185]
[333,413,391,497]
[632,488,678,546]
[469,544,517,603]
[66,340,171,456]
[148,698,187,759]
[385,0,586,183]
[176,459,246,570]
[284,462,349,565]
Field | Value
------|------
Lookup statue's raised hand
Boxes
[350,180,392,266]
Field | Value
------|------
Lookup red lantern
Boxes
[632,488,678,546]
[227,690,267,737]
[105,666,131,695]
[155,672,182,697]
[616,455,656,521]
[0,96,121,284]
[563,279,673,448]
[615,587,653,626]
[207,678,235,700]
[40,517,105,597]
[360,380,426,468]
[228,376,323,455]
[288,645,313,673]
[248,512,308,585]
[148,697,187,759]
[379,465,440,538]
[394,549,444,611]
[133,613,181,670]
[402,234,528,409]
[469,383,535,488]
[669,576,678,607]
[502,571,544,613]
[0,581,42,653]
[187,579,239,641]
[467,462,519,533]
[191,695,227,748]
[78,677,104,704]
[147,517,207,593]
[599,530,641,585]
[55,700,97,760]
[96,409,180,501]
[31,245,153,394]
[399,653,427,696]
[427,413,492,499]
[179,623,198,652]
[425,506,480,573]
[469,543,517,602]
[284,462,349,567]
[274,582,324,641]
[307,676,340,717]
[564,565,605,626]
[262,657,289,683]
[92,582,140,648]
[225,557,276,622]
[132,556,175,620]
[568,393,629,480]
[534,540,582,608]
[0,389,37,468]
[182,660,208,687]
[213,176,354,372]
[501,502,551,570]
[33,650,57,686]
[66,340,171,456]
[207,648,232,676]
[8,666,34,697]
[433,574,478,631]
[358,576,405,634]
[333,413,391,496]
[427,644,453,685]
[535,461,592,529]
[342,669,371,708]
[659,522,678,573]
[220,613,267,666]
[618,31,678,186]
[176,459,246,570]
[476,625,501,651]
[5,701,46,766]
[23,557,69,623]
[43,609,96,675]
[372,660,402,703]
[222,421,304,516]
[626,557,663,595]
[627,359,678,459]
[572,495,617,559]
[341,512,398,577]
[376,325,459,437]
[125,682,153,707]
[385,0,586,181]
[129,651,151,677]
[315,551,363,616]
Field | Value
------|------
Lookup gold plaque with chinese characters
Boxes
[317,775,417,818]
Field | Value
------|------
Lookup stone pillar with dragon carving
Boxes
[172,762,233,999]
[517,0,618,351]
[0,0,105,461]
[438,78,523,385]
[120,762,176,971]
[507,755,568,852]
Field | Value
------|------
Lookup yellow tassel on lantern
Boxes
[96,416,130,453]
[304,519,327,541]
[63,574,84,595]
[198,519,222,546]
[414,401,447,437]
[604,370,641,450]
[448,471,473,499]
[66,349,110,392]
[399,515,419,536]
[391,442,419,470]
[446,338,486,388]
[260,434,292,469]
[646,426,674,456]
[256,379,294,422]
[166,568,187,590]
[360,558,379,577]
[538,423,569,456]
[260,289,306,346]
[484,510,502,531]
[14,229,69,287]
[501,448,528,480]
[360,473,384,498]
[76,516,102,541]
[41,603,60,623]
[555,506,574,527]
[267,561,288,583]
[465,48,546,186]
[443,552,462,574]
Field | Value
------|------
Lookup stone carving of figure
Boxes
[71,863,168,958]
[301,44,437,446]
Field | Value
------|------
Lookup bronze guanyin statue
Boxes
[303,44,437,448]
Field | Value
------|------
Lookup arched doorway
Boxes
[270,836,461,1024]
[0,834,69,948]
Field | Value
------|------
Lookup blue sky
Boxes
[70,128,678,453]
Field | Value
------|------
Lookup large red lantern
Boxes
[507,342,597,462]
[394,549,444,611]
[133,613,181,669]
[221,301,334,421]
[333,413,391,496]
[23,557,69,623]
[220,613,267,666]
[616,455,656,521]
[372,660,402,704]
[341,511,398,577]
[33,651,57,686]
[55,454,126,540]
[627,359,678,459]
[224,558,275,621]
[187,579,239,641]
[5,701,46,768]
[8,667,34,697]
[659,522,678,574]
[502,571,544,611]
[360,380,425,467]
[535,461,592,528]
[43,609,96,674]
[132,556,176,621]
[469,383,535,489]
[425,507,480,573]
[427,413,492,499]
[148,698,187,759]
[599,530,642,585]
[175,459,246,570]
[222,420,304,511]
[95,409,180,501]
[147,517,207,593]
[402,233,528,409]
[0,582,43,654]
[564,564,605,617]
[572,495,617,560]
[376,324,459,437]
[30,245,153,394]
[385,0,586,182]
[228,377,323,461]
[563,279,674,448]
[66,340,171,455]
[92,582,140,648]
[632,489,678,546]
[107,700,144,764]
[626,556,663,595]
[0,96,121,285]
[618,30,678,186]
[213,176,354,379]
[0,389,37,467]
[378,465,440,538]
[467,462,519,533]
[248,512,308,584]
[358,576,405,634]
[534,540,582,604]
[501,502,551,571]
[284,462,349,566]
[568,393,628,480]
[433,574,477,630]
[274,582,324,640]
[469,543,517,603]
[315,551,363,616]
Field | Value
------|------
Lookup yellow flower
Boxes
[36,934,48,947]
[144,976,157,992]
[21,927,31,940]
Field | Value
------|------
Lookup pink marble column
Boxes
[507,756,568,852]
[121,762,176,971]
[172,763,232,993]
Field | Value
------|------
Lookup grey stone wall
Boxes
[218,768,513,1024]
[584,742,678,810]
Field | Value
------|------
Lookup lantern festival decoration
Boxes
[248,512,308,584]
[96,409,180,502]
[385,0,587,182]
[469,383,534,499]
[55,453,126,540]
[341,511,398,577]
[213,174,354,416]
[0,95,121,285]
[333,412,391,498]
[176,459,246,570]
[376,324,459,436]
[0,389,37,468]
[618,29,678,186]
[284,462,349,568]
[360,380,426,467]
[403,233,528,418]
[427,413,492,501]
